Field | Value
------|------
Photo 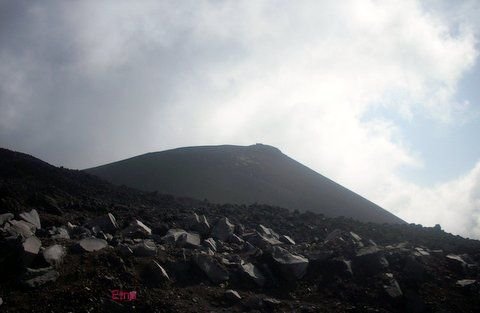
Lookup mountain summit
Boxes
[85,144,404,224]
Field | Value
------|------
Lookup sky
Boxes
[1,0,480,238]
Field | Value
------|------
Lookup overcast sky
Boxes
[1,0,480,238]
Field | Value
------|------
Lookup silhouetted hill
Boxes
[85,144,404,224]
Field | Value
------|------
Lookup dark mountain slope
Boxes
[85,144,404,224]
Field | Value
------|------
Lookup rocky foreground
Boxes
[1,148,480,312]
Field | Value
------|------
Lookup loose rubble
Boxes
[2,148,480,312]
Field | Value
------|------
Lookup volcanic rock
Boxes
[193,253,229,283]
[178,232,201,249]
[271,246,309,280]
[211,217,235,241]
[78,237,108,252]
[186,213,210,236]
[132,239,157,257]
[239,262,266,286]
[0,213,13,226]
[202,238,217,252]
[43,244,66,267]
[23,267,59,288]
[20,209,41,229]
[8,220,36,238]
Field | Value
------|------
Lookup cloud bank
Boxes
[1,0,479,237]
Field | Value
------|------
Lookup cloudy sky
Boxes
[1,0,480,238]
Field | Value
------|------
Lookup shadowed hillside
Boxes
[85,144,404,224]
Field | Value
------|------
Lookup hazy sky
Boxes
[1,0,480,238]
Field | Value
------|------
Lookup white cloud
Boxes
[1,0,479,237]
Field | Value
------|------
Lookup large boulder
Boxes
[193,253,229,283]
[271,246,309,281]
[7,220,36,238]
[245,232,282,249]
[239,262,266,286]
[78,237,108,252]
[20,209,41,229]
[186,213,210,236]
[162,229,188,244]
[178,232,201,249]
[43,244,66,267]
[211,217,235,242]
[354,245,389,275]
[132,239,157,257]
[22,236,42,266]
[86,213,119,233]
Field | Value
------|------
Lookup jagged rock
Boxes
[225,289,242,301]
[279,235,295,245]
[246,231,282,248]
[122,219,152,238]
[271,246,309,280]
[0,213,14,226]
[20,209,41,229]
[8,220,36,238]
[324,229,343,243]
[384,274,403,298]
[258,224,279,239]
[51,227,70,240]
[162,229,188,243]
[202,238,217,252]
[146,260,170,283]
[22,236,42,266]
[229,233,244,245]
[86,213,119,233]
[23,267,59,288]
[178,232,201,248]
[349,231,362,242]
[186,213,210,235]
[456,279,476,287]
[132,239,157,257]
[23,236,41,255]
[354,245,388,275]
[446,254,476,272]
[414,247,430,257]
[211,217,235,241]
[193,253,229,283]
[239,262,266,286]
[43,244,66,267]
[78,237,108,252]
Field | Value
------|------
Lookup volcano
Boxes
[85,144,404,224]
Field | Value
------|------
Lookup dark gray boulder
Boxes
[239,262,266,286]
[132,239,157,257]
[0,213,14,226]
[211,217,235,242]
[22,267,60,288]
[193,253,229,283]
[271,246,309,280]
